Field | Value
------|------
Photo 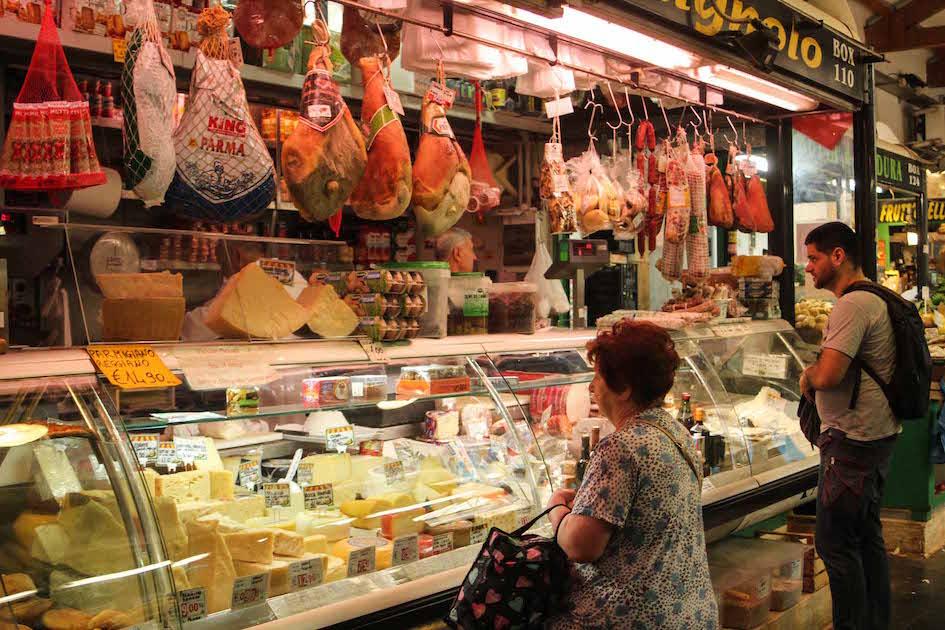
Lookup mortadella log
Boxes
[349,56,411,221]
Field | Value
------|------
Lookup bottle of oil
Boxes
[676,393,694,430]
[576,432,591,484]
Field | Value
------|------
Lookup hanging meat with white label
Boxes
[282,20,367,224]
[348,55,411,221]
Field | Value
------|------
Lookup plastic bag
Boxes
[516,61,575,98]
[540,136,576,234]
[467,83,501,215]
[567,146,617,235]
[663,158,689,244]
[525,244,570,318]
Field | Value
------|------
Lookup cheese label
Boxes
[258,258,296,285]
[297,463,314,486]
[231,573,269,610]
[516,508,532,529]
[325,425,355,453]
[392,534,419,566]
[112,37,127,63]
[173,436,208,465]
[156,441,178,469]
[238,456,262,491]
[87,345,181,390]
[346,545,376,577]
[264,482,291,508]
[177,587,207,622]
[741,353,790,380]
[304,483,334,509]
[384,461,405,485]
[432,532,454,555]
[130,433,160,465]
[289,558,324,591]
[470,523,488,546]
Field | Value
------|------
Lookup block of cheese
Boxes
[331,536,393,571]
[381,508,427,539]
[96,272,183,299]
[204,263,316,339]
[12,512,57,549]
[235,553,329,597]
[68,490,123,523]
[33,442,83,501]
[31,523,69,564]
[295,511,350,542]
[49,568,145,615]
[58,501,134,575]
[224,529,274,563]
[177,500,226,523]
[199,513,247,534]
[153,497,189,561]
[154,470,211,504]
[185,519,236,614]
[210,470,235,500]
[297,283,359,338]
[426,520,473,548]
[303,534,328,555]
[326,555,345,582]
[416,461,459,494]
[141,468,159,497]
[171,564,190,590]
[215,495,266,522]
[245,515,296,531]
[102,297,186,341]
[271,529,305,558]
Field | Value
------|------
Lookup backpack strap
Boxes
[840,281,894,410]
[629,417,703,488]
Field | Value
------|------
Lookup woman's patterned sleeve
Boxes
[570,435,637,529]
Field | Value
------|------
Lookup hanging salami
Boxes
[233,0,303,52]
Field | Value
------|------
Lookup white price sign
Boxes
[469,523,488,546]
[289,558,324,592]
[392,535,419,566]
[742,353,790,380]
[711,322,752,338]
[177,587,206,622]
[230,573,269,610]
[297,463,314,486]
[544,96,574,118]
[173,436,208,465]
[346,546,376,577]
[384,461,406,485]
[157,442,178,469]
[304,484,334,509]
[131,434,160,465]
[432,532,454,556]
[263,482,291,509]
[325,425,355,453]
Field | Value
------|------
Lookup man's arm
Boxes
[802,348,853,392]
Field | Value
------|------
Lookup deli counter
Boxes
[0,321,818,629]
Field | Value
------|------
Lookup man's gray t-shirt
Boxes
[816,290,898,441]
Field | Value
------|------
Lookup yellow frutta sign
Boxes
[87,345,182,389]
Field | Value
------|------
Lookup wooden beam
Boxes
[866,1,945,52]
[851,0,894,18]
[897,0,945,28]
[929,56,945,89]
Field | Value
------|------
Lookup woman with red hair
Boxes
[545,320,718,629]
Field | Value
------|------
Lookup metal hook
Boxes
[585,98,604,145]
[639,93,649,120]
[726,116,739,146]
[605,82,625,129]
[657,98,671,138]
[623,87,635,127]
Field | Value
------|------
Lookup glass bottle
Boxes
[690,408,711,477]
[590,425,601,451]
[576,432,591,484]
[676,392,693,430]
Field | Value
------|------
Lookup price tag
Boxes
[384,461,405,486]
[238,456,262,492]
[173,436,208,466]
[517,508,532,529]
[711,322,752,338]
[112,37,127,63]
[230,573,269,610]
[741,353,790,380]
[757,574,771,599]
[308,104,332,120]
[304,484,334,509]
[358,338,388,363]
[297,463,314,486]
[432,532,454,555]
[258,258,296,285]
[87,345,181,390]
[384,84,405,117]
[289,558,324,592]
[392,535,419,566]
[544,96,574,118]
[228,37,243,69]
[325,425,355,453]
[552,173,570,194]
[177,587,206,622]
[470,523,488,546]
[346,546,376,577]
[156,442,178,469]
[427,81,456,107]
[264,482,291,509]
[130,434,160,466]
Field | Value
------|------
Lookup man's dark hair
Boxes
[804,221,861,268]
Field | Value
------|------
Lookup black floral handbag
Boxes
[445,505,571,629]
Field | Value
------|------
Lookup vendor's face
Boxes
[451,238,477,273]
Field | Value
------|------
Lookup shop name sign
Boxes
[875,149,924,194]
[929,199,945,222]
[878,198,917,224]
[621,0,867,101]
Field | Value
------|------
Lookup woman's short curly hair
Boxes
[586,319,680,407]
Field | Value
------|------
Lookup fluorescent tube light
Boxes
[695,65,819,112]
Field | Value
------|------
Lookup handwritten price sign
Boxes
[346,546,376,578]
[177,587,206,622]
[264,483,291,509]
[303,484,334,510]
[325,425,355,452]
[392,535,419,566]
[289,558,324,592]
[432,532,454,556]
[87,345,181,390]
[231,573,269,610]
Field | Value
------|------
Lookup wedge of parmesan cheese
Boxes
[297,283,359,338]
[96,272,183,299]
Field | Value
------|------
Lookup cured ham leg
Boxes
[747,173,774,232]
[706,165,733,228]
[732,170,753,232]
[348,56,411,220]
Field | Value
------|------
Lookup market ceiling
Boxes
[856,0,945,87]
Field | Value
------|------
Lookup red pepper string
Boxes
[329,208,342,237]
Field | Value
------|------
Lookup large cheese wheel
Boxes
[331,536,393,571]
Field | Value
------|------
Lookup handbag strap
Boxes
[513,503,570,538]
[629,417,703,488]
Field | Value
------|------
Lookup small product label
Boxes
[463,288,488,318]
[384,460,406,485]
[346,545,376,577]
[668,187,687,208]
[392,534,419,566]
[228,37,243,68]
[384,84,405,117]
[231,573,269,610]
[307,104,333,122]
[131,434,160,466]
[430,116,455,139]
[358,338,388,363]
[156,442,178,469]
[297,463,314,486]
[258,258,296,285]
[264,482,291,509]
[325,425,355,453]
[112,37,127,63]
[173,436,208,465]
[289,558,324,591]
[470,523,488,546]
[552,173,570,194]
[432,532,454,555]
[427,81,456,107]
[304,484,334,509]
[238,456,262,492]
[757,575,771,599]
[544,96,574,118]
[517,508,532,529]
[177,587,206,622]
[544,142,563,162]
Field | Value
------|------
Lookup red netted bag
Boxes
[466,82,501,216]
[0,0,105,190]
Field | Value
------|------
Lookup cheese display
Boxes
[298,282,360,338]
[303,534,329,554]
[223,529,274,563]
[154,470,211,503]
[331,536,393,571]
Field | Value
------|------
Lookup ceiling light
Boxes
[695,65,819,112]
[735,154,768,173]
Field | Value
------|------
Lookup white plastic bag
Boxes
[516,61,575,98]
[526,244,571,317]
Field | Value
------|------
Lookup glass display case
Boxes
[0,321,818,629]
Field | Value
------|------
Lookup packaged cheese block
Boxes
[297,283,359,338]
[185,519,236,614]
[154,470,211,503]
[33,442,83,502]
[210,469,235,500]
[303,534,328,554]
[102,297,186,341]
[295,510,350,542]
[95,272,183,299]
[381,507,426,539]
[331,536,393,571]
[58,500,134,575]
[204,263,316,340]
[153,496,189,561]
[49,568,144,615]
[271,528,305,558]
[12,512,57,549]
[31,523,69,564]
[224,529,274,563]
[426,520,473,548]
[326,554,345,582]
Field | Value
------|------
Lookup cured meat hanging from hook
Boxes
[747,171,774,233]
[341,6,402,66]
[234,0,303,52]
[706,147,733,229]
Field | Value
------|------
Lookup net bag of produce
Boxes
[466,83,501,216]
[165,6,276,221]
[122,0,176,207]
[0,0,106,191]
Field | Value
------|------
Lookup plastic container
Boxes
[488,282,538,334]
[448,272,491,336]
[709,538,808,615]
[381,262,450,338]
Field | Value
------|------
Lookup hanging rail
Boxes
[329,0,774,126]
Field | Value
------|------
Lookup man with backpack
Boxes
[800,222,931,630]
